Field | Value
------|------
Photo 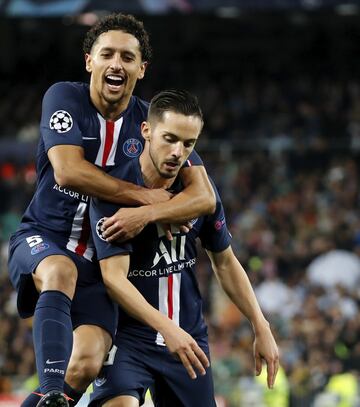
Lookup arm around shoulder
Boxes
[48,145,170,205]
[146,165,216,224]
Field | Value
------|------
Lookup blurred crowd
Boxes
[1,74,360,406]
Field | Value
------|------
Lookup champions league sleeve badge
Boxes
[95,217,107,241]
[49,110,73,133]
[123,138,143,158]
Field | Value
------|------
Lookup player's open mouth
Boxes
[164,162,179,169]
[105,75,125,89]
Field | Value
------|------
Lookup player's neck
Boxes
[142,172,173,190]
[139,155,174,190]
[90,91,130,121]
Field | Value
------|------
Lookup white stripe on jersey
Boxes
[95,114,123,167]
[66,202,94,261]
[172,273,181,326]
[156,273,182,346]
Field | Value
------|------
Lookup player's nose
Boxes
[171,142,184,158]
[110,54,123,70]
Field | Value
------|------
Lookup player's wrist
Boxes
[251,316,270,334]
[155,315,174,334]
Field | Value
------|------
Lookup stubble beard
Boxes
[149,148,176,180]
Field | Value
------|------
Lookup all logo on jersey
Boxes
[123,138,143,158]
[49,110,73,133]
[151,225,186,268]
[95,217,107,241]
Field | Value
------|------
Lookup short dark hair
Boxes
[148,89,203,124]
[83,13,152,62]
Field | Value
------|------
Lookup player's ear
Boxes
[141,121,151,141]
[85,53,92,73]
[137,62,148,80]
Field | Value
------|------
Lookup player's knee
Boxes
[39,260,77,294]
[66,355,103,390]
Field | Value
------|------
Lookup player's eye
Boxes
[184,141,195,148]
[122,54,136,63]
[164,135,176,143]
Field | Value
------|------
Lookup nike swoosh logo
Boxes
[82,137,97,140]
[46,359,65,365]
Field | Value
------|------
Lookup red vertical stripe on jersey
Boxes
[167,274,174,319]
[102,121,115,167]
[75,206,91,256]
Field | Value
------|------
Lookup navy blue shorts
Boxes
[8,228,117,339]
[89,336,216,407]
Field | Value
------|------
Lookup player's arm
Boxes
[206,246,279,389]
[42,83,168,206]
[102,165,216,241]
[148,164,216,222]
[48,145,170,206]
[99,254,209,379]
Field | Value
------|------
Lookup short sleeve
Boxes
[40,82,85,152]
[199,179,232,252]
[183,149,203,167]
[89,198,132,260]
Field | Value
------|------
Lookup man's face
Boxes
[85,30,146,107]
[142,111,202,179]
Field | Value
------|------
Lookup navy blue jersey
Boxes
[90,159,231,345]
[16,81,202,261]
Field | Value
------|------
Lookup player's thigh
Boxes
[66,284,117,387]
[8,229,76,317]
[151,349,216,407]
[66,324,112,391]
[89,339,154,407]
[68,324,112,369]
[102,395,139,407]
[71,282,118,345]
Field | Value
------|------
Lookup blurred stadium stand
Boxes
[1,0,360,16]
[1,1,360,406]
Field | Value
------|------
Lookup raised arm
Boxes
[102,165,216,241]
[100,253,210,379]
[48,145,171,206]
[206,246,279,389]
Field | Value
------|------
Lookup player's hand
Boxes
[253,323,279,389]
[102,207,148,242]
[141,188,172,205]
[160,323,210,379]
[160,222,193,241]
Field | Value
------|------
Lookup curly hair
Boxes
[83,13,152,62]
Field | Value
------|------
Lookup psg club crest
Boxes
[49,110,73,133]
[123,138,143,158]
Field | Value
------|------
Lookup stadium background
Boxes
[1,0,360,406]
